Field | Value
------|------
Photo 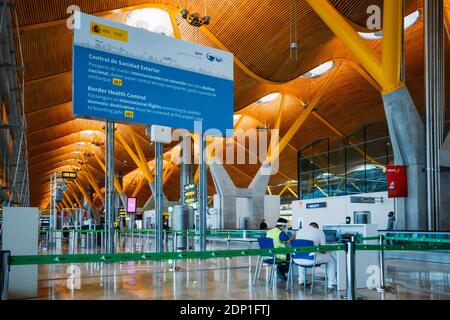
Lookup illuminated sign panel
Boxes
[127,197,137,213]
[62,171,77,179]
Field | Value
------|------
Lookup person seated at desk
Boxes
[295,222,337,289]
[266,218,291,281]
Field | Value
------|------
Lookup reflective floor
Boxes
[33,237,450,300]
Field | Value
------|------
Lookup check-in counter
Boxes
[323,224,379,291]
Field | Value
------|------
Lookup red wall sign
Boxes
[386,165,408,198]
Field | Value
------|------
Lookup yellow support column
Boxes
[63,193,75,208]
[268,63,343,163]
[306,0,384,88]
[274,93,286,131]
[73,180,99,220]
[130,130,154,183]
[66,184,84,208]
[287,186,298,198]
[132,178,147,198]
[117,130,154,183]
[88,145,125,194]
[382,0,404,92]
[61,198,70,209]
[168,9,182,39]
[81,170,105,204]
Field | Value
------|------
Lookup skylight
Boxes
[233,114,242,122]
[404,10,420,29]
[256,93,281,104]
[358,10,421,40]
[126,8,174,37]
[302,61,335,78]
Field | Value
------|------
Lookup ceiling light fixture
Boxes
[181,9,210,27]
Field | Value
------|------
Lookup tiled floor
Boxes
[33,237,450,300]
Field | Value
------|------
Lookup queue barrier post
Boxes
[345,236,356,300]
[377,235,393,293]
[378,235,385,293]
[186,231,190,252]
[1,251,11,300]
[173,232,178,271]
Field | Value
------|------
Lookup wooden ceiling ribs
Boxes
[12,1,449,207]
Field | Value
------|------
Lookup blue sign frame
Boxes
[73,12,234,134]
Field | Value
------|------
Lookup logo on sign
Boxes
[89,21,128,42]
[91,24,101,34]
[389,181,395,189]
[206,53,223,63]
[124,110,134,118]
[112,78,123,86]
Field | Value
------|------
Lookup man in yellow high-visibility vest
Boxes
[266,218,291,281]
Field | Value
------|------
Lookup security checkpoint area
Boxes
[1,0,450,311]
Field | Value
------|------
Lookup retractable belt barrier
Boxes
[39,229,266,238]
[8,243,450,266]
[2,236,450,301]
[9,245,344,266]
[384,236,450,244]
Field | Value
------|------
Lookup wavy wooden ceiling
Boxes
[12,0,450,208]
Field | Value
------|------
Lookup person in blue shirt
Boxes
[266,218,291,281]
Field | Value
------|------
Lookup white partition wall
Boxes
[2,207,39,299]
[292,192,395,230]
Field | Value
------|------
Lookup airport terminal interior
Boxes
[1,0,450,301]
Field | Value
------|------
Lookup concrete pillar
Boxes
[143,182,168,211]
[250,197,265,229]
[382,86,427,230]
[209,159,237,228]
[209,158,272,229]
[248,163,272,227]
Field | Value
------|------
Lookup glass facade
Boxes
[298,122,394,200]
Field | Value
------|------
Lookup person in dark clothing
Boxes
[163,221,170,243]
[387,211,396,231]
[259,219,268,230]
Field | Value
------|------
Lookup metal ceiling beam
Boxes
[268,63,343,163]
[306,0,404,94]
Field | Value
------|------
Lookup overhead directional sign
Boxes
[62,171,77,179]
[184,183,198,209]
[73,12,234,134]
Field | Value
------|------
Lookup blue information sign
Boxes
[306,202,327,209]
[73,12,234,133]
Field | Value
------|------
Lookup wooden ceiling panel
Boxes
[17,23,73,81]
[25,72,72,113]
